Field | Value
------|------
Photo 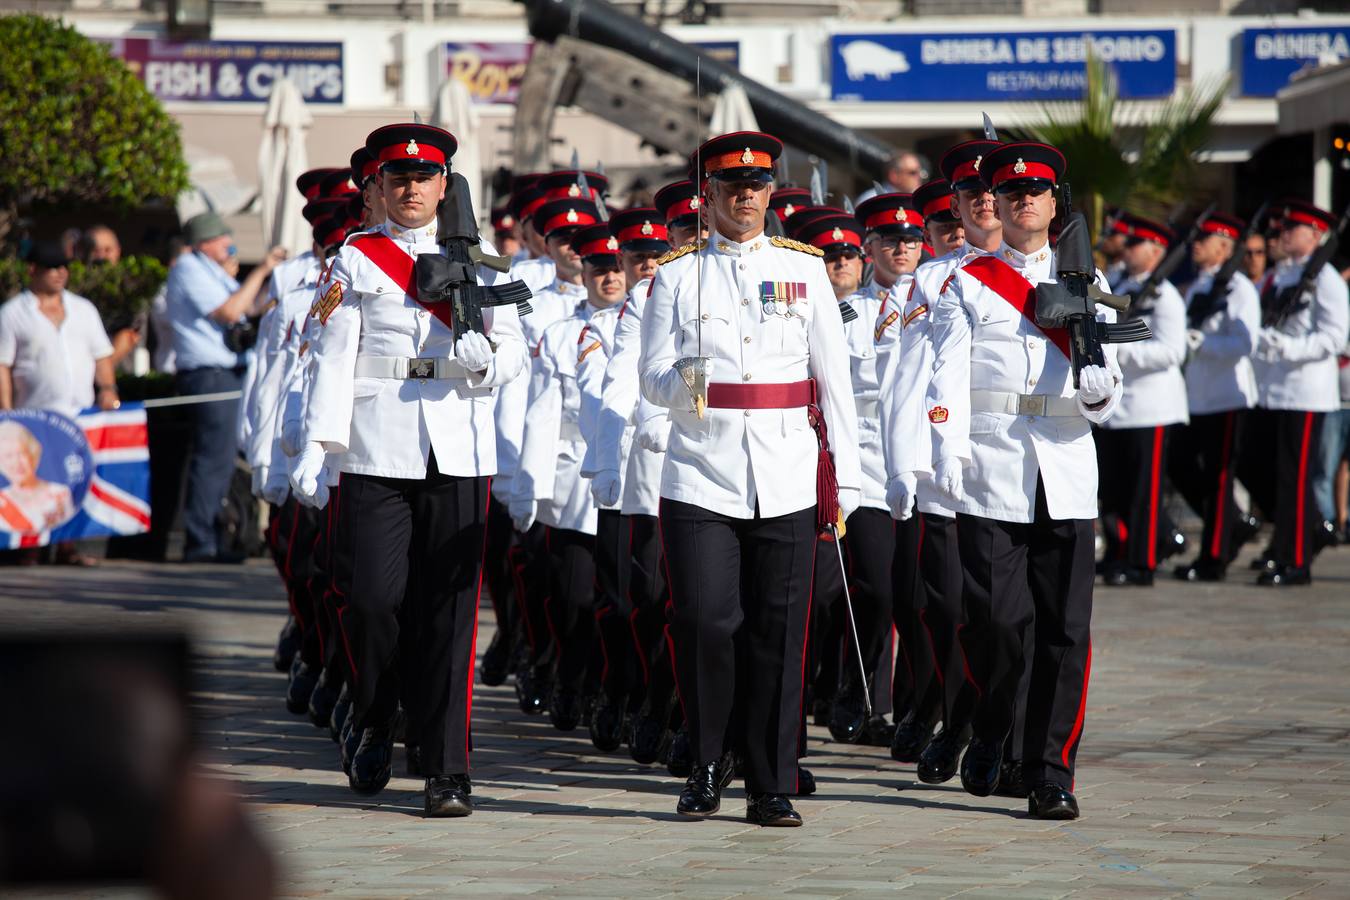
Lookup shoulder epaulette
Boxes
[770,236,824,257]
[657,239,706,266]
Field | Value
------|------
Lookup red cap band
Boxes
[950,159,981,183]
[544,183,602,201]
[1132,224,1170,246]
[921,195,956,221]
[1284,209,1330,232]
[1199,220,1240,239]
[704,148,774,175]
[303,185,323,201]
[808,226,862,249]
[863,207,924,231]
[616,221,669,244]
[541,207,599,234]
[990,160,1057,187]
[577,234,621,257]
[377,139,448,166]
[666,196,701,222]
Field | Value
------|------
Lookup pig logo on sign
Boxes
[840,40,910,81]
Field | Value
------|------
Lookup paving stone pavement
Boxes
[3,537,1348,898]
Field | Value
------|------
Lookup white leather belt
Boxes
[970,390,1079,418]
[353,356,458,380]
[856,398,880,420]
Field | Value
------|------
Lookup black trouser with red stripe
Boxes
[1170,410,1247,568]
[317,483,348,687]
[483,496,519,658]
[1241,407,1325,569]
[272,499,323,668]
[1096,425,1174,571]
[956,480,1094,790]
[891,515,940,722]
[915,512,976,729]
[627,514,676,720]
[660,498,816,795]
[515,521,554,672]
[331,459,488,776]
[544,527,597,694]
[593,509,636,703]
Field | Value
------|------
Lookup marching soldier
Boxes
[927,141,1122,819]
[1097,214,1188,587]
[1244,200,1350,585]
[769,187,813,224]
[292,123,528,816]
[640,131,860,826]
[1171,213,1262,582]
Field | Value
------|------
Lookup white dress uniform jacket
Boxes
[1183,267,1259,415]
[304,220,527,479]
[576,301,628,510]
[841,283,888,512]
[1253,258,1350,412]
[513,302,602,534]
[927,241,1123,523]
[1102,273,1188,429]
[640,232,861,520]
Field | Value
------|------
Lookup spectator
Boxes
[58,227,82,261]
[1240,232,1268,283]
[165,212,285,563]
[149,240,191,375]
[79,224,121,264]
[853,151,930,205]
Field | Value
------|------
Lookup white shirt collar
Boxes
[998,239,1052,274]
[384,218,438,244]
[711,230,767,257]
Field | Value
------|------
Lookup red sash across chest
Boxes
[348,233,455,332]
[961,255,1072,361]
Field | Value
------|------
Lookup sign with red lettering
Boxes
[442,42,533,105]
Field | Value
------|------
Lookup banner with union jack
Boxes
[0,404,151,549]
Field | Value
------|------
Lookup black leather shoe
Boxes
[1173,559,1226,582]
[827,684,868,744]
[425,775,473,817]
[307,668,340,729]
[515,666,549,716]
[795,767,816,796]
[1249,552,1276,572]
[480,631,510,687]
[916,724,970,784]
[588,695,625,753]
[406,744,422,777]
[890,710,936,763]
[330,685,352,744]
[1257,564,1312,586]
[273,617,300,672]
[339,717,360,775]
[993,759,1029,798]
[1232,515,1261,557]
[811,697,832,728]
[666,726,693,778]
[1161,529,1187,562]
[549,686,582,731]
[285,657,319,715]
[1027,781,1080,819]
[676,752,734,817]
[745,793,802,827]
[862,715,896,747]
[1102,565,1154,587]
[959,737,1003,797]
[349,723,395,795]
[628,713,666,765]
[1314,519,1339,553]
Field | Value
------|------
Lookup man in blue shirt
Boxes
[166,212,286,562]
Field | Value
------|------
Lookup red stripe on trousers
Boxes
[1147,426,1164,570]
[655,510,687,721]
[1061,640,1093,787]
[466,476,491,772]
[1295,412,1314,567]
[1210,412,1235,561]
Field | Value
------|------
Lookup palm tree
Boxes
[1016,53,1228,241]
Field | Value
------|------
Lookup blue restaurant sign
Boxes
[1239,25,1350,97]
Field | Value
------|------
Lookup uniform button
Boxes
[739,263,746,270]
[418,310,427,318]
[1029,378,1036,387]
[700,313,710,322]
[743,336,751,344]
[744,409,752,418]
[741,299,749,306]
[375,287,384,293]
[743,373,752,381]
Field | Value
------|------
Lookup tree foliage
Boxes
[0,15,189,237]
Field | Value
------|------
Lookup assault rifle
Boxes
[1187,201,1268,329]
[1035,185,1152,388]
[1130,202,1216,313]
[414,171,533,343]
[1262,203,1350,328]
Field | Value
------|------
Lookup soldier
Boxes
[1244,200,1350,585]
[640,131,860,826]
[1096,214,1188,587]
[1171,214,1262,582]
[769,186,812,224]
[510,215,625,732]
[927,141,1122,819]
[291,123,528,816]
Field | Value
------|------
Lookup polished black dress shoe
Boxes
[1249,552,1277,572]
[959,737,1003,797]
[285,657,319,715]
[425,774,473,817]
[628,713,666,765]
[795,767,816,796]
[745,793,803,827]
[349,723,395,795]
[330,684,352,743]
[1173,559,1226,582]
[862,715,896,746]
[811,697,832,728]
[479,631,510,687]
[307,668,340,729]
[916,724,970,784]
[676,753,734,817]
[827,685,868,744]
[1102,565,1154,587]
[1314,519,1339,553]
[1161,529,1187,561]
[1232,515,1261,557]
[515,666,549,716]
[339,718,360,775]
[406,744,423,777]
[890,710,936,763]
[549,686,582,731]
[588,695,625,753]
[1257,564,1312,586]
[992,759,1028,798]
[273,617,300,672]
[1028,781,1080,819]
[666,726,693,778]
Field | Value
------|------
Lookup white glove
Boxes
[838,487,861,523]
[886,473,917,522]
[280,412,302,458]
[1256,329,1287,361]
[509,497,537,533]
[933,456,964,505]
[635,413,670,453]
[289,441,326,504]
[591,470,621,508]
[455,331,494,372]
[1185,329,1205,354]
[1076,364,1115,407]
[262,466,290,506]
[251,465,267,497]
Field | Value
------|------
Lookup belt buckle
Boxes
[1018,394,1046,417]
[407,357,435,380]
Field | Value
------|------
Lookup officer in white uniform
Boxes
[291,123,528,817]
[1171,213,1261,582]
[1097,213,1188,587]
[1244,199,1350,585]
[640,131,861,827]
[926,141,1123,820]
